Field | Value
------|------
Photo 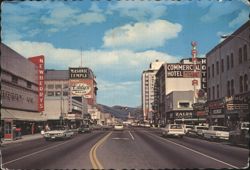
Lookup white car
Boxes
[183,124,193,134]
[43,126,74,141]
[161,124,185,138]
[114,124,124,131]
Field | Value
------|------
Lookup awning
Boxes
[1,109,47,121]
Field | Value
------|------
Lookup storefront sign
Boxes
[175,111,193,119]
[69,68,89,79]
[212,109,222,114]
[226,104,248,110]
[28,55,44,112]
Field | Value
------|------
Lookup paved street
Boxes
[1,127,248,169]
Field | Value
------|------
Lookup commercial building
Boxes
[44,69,90,128]
[156,57,207,125]
[206,20,249,127]
[1,43,46,140]
[141,60,165,123]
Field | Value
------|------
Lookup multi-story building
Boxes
[156,58,206,125]
[44,69,96,128]
[141,60,165,123]
[1,43,46,140]
[206,20,249,127]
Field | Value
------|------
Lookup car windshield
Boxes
[170,124,182,129]
[214,127,229,131]
[197,127,208,130]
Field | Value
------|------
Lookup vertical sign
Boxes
[28,55,45,112]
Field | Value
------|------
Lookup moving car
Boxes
[187,125,209,137]
[161,124,185,138]
[114,124,124,131]
[203,126,229,141]
[43,126,74,141]
[78,125,92,133]
[183,124,193,134]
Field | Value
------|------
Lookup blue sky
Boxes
[2,0,249,107]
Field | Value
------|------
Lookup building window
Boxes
[227,81,230,97]
[178,101,190,108]
[216,61,219,75]
[243,44,248,61]
[227,55,230,70]
[12,75,18,84]
[47,84,54,89]
[47,91,54,96]
[208,88,210,100]
[55,91,61,96]
[244,74,248,92]
[27,81,32,89]
[221,59,224,73]
[231,53,234,68]
[212,64,214,77]
[208,66,210,79]
[240,76,243,93]
[212,86,215,100]
[216,84,219,99]
[55,84,62,89]
[239,48,242,64]
[231,79,234,96]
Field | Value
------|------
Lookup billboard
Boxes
[28,55,45,112]
[69,67,89,79]
[69,79,93,98]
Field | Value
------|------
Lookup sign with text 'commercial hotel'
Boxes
[166,58,207,92]
[28,55,45,112]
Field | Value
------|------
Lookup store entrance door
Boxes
[4,120,13,140]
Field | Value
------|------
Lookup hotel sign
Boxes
[69,68,89,79]
[28,55,45,112]
[166,64,201,78]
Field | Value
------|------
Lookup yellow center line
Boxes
[89,131,112,169]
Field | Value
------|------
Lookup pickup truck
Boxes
[229,122,249,147]
[202,126,230,141]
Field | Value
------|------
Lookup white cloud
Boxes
[103,20,182,51]
[40,3,106,31]
[229,9,249,27]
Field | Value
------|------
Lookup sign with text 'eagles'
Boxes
[69,67,89,79]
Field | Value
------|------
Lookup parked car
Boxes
[161,124,185,138]
[187,125,209,137]
[183,124,193,134]
[43,126,74,141]
[203,126,230,141]
[114,124,124,131]
[229,122,249,147]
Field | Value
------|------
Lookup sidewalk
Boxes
[1,133,43,146]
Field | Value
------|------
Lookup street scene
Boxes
[1,0,250,169]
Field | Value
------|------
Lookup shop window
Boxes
[178,101,190,108]
[47,84,54,89]
[239,48,242,64]
[27,81,32,89]
[47,91,54,96]
[12,75,18,84]
[244,74,248,92]
[240,76,243,93]
[231,79,234,96]
[221,59,224,73]
[231,53,234,68]
[243,44,248,61]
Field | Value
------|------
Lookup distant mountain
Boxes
[97,104,143,120]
